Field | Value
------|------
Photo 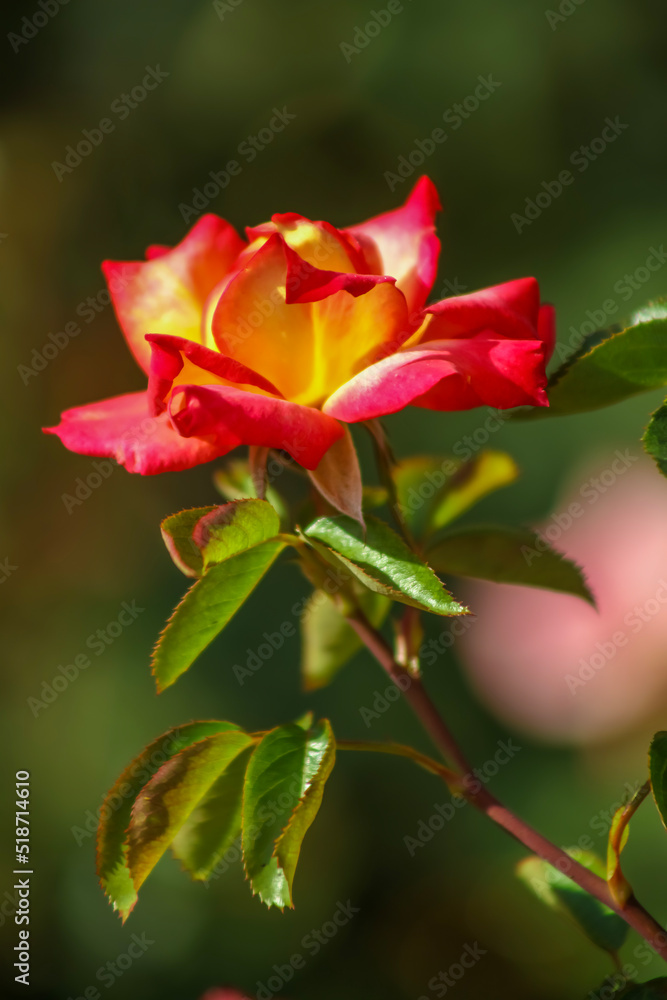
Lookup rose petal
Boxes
[211,234,316,402]
[212,233,413,406]
[345,175,441,314]
[310,277,412,395]
[245,213,363,272]
[44,391,237,475]
[283,240,396,304]
[419,277,542,344]
[145,333,283,415]
[323,334,548,422]
[538,302,556,361]
[145,244,170,260]
[102,215,246,374]
[170,383,343,469]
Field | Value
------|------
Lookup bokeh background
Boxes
[2,1,667,997]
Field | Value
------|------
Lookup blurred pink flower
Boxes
[458,454,667,743]
[199,990,254,1000]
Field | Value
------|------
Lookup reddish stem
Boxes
[347,612,667,962]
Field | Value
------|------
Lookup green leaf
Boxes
[96,721,239,920]
[362,485,389,510]
[427,525,595,605]
[429,451,519,531]
[631,298,667,325]
[643,400,667,477]
[126,728,254,907]
[214,458,288,522]
[293,711,314,731]
[242,720,335,908]
[171,744,254,881]
[392,456,455,535]
[152,538,286,691]
[516,849,628,954]
[590,981,667,1000]
[301,585,391,690]
[160,499,281,578]
[649,731,667,830]
[161,506,217,578]
[535,318,667,417]
[390,451,518,537]
[304,515,467,617]
[192,499,281,570]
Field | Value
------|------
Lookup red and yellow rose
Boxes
[46,177,554,473]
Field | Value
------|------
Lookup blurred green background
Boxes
[2,0,667,997]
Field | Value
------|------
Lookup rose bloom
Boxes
[458,458,667,744]
[46,177,554,474]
